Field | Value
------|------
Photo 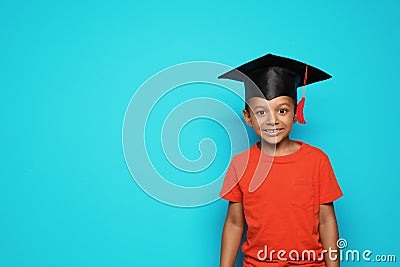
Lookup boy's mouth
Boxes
[264,128,284,133]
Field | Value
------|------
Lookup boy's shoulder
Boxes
[227,145,256,170]
[302,141,331,161]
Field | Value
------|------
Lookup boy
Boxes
[219,54,343,267]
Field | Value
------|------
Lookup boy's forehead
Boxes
[246,96,295,107]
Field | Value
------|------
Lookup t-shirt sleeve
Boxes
[319,154,343,204]
[219,158,243,203]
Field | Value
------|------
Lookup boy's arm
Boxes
[220,201,245,267]
[319,202,340,267]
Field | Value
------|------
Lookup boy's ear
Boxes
[293,114,297,123]
[242,109,253,127]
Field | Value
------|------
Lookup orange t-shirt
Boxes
[220,141,343,267]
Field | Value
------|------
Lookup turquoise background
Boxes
[1,0,399,266]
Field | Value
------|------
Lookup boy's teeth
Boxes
[266,129,280,133]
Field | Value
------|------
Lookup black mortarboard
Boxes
[218,53,332,124]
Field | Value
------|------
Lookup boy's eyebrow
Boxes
[277,102,292,106]
[251,102,292,109]
[251,105,269,109]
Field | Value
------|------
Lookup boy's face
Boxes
[243,96,296,146]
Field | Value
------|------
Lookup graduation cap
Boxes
[218,53,331,124]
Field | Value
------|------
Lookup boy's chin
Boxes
[259,136,280,146]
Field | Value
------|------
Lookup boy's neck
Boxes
[259,138,301,156]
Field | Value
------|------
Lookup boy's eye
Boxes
[255,110,266,115]
[278,108,288,114]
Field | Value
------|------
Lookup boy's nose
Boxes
[265,114,278,125]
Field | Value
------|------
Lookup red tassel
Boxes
[296,64,308,124]
[296,97,306,124]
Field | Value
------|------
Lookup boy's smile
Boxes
[243,96,297,151]
[263,128,284,136]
